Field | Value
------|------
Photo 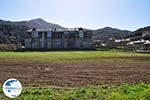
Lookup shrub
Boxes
[0,44,17,51]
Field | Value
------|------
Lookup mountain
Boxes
[0,18,64,46]
[93,27,132,41]
[25,18,63,29]
[0,18,133,48]
[0,18,63,29]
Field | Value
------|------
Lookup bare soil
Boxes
[0,59,150,87]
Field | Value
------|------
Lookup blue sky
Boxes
[0,0,149,31]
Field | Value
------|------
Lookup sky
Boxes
[0,0,150,31]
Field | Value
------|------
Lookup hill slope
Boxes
[0,19,134,46]
[0,18,63,45]
[0,18,63,29]
[93,27,132,41]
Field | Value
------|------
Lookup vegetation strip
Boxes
[0,51,150,62]
[0,83,150,100]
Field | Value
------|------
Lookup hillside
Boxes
[0,18,63,45]
[0,18,135,47]
[0,24,28,44]
[0,18,63,29]
[125,26,150,40]
[93,27,132,41]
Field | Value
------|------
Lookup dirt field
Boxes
[0,58,150,87]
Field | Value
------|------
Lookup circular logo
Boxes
[3,78,22,98]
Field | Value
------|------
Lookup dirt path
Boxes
[0,59,150,87]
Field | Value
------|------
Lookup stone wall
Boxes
[25,30,93,49]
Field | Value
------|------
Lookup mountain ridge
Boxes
[0,18,63,29]
[0,18,146,46]
[93,27,132,41]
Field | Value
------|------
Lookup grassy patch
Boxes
[0,83,149,100]
[0,51,150,62]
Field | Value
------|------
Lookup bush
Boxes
[0,44,17,51]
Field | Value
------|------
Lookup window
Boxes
[52,32,63,38]
[84,31,92,39]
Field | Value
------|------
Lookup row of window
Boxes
[26,31,92,38]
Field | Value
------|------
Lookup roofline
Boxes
[26,28,92,32]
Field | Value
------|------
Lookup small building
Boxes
[24,28,93,49]
[125,30,150,52]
